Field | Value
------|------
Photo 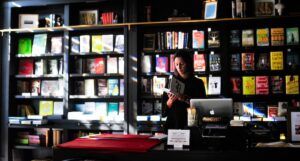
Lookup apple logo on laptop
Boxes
[209,109,215,115]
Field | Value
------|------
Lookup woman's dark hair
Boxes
[173,51,194,77]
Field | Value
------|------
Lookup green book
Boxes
[18,38,32,55]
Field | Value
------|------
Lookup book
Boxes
[141,78,152,94]
[80,10,98,25]
[209,53,221,71]
[107,57,118,74]
[51,36,63,54]
[98,79,108,96]
[120,79,124,96]
[18,59,33,75]
[194,53,206,72]
[242,102,253,117]
[286,50,299,70]
[102,34,114,52]
[270,76,284,94]
[197,76,208,94]
[231,53,241,71]
[34,59,44,75]
[80,35,90,53]
[208,76,221,95]
[253,102,267,118]
[94,58,106,74]
[143,34,156,51]
[118,57,124,74]
[255,76,269,95]
[32,34,47,55]
[242,76,255,95]
[230,30,240,47]
[230,77,242,94]
[95,102,107,122]
[71,36,80,53]
[242,29,254,47]
[18,38,32,55]
[285,75,299,94]
[142,101,153,115]
[31,80,41,96]
[114,35,125,53]
[208,30,220,48]
[256,53,270,70]
[192,30,205,49]
[164,76,185,96]
[17,80,30,96]
[268,106,278,118]
[141,55,152,73]
[152,76,166,95]
[39,101,54,116]
[19,14,39,28]
[73,80,84,95]
[53,102,64,115]
[278,102,288,117]
[91,35,103,53]
[170,54,175,72]
[233,102,243,116]
[108,79,119,96]
[256,28,269,46]
[155,56,169,73]
[74,58,83,74]
[41,80,60,96]
[286,27,299,45]
[241,53,254,71]
[108,102,119,117]
[153,100,162,114]
[84,79,95,96]
[47,59,58,75]
[271,28,284,46]
[270,51,283,70]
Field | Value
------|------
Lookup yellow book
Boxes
[243,76,255,95]
[286,75,299,94]
[91,35,103,53]
[39,101,54,116]
[270,51,283,70]
[196,76,207,94]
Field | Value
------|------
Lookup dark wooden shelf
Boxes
[16,53,64,58]
[70,73,124,78]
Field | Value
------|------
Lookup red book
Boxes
[19,59,33,75]
[94,58,105,74]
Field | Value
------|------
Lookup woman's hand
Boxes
[167,93,178,108]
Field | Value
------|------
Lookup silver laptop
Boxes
[190,98,233,119]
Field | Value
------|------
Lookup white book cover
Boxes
[47,59,58,75]
[102,34,114,52]
[51,36,63,54]
[141,55,152,73]
[84,79,95,96]
[34,59,44,75]
[118,57,124,74]
[114,35,124,53]
[208,76,221,95]
[95,102,107,122]
[41,80,59,96]
[152,76,166,96]
[32,34,47,55]
[107,57,118,74]
[53,102,64,115]
[80,35,90,53]
[84,102,96,114]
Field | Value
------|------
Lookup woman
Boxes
[162,51,206,132]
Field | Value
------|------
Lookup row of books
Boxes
[74,57,124,74]
[143,27,299,51]
[73,79,124,96]
[141,53,221,73]
[17,101,63,117]
[69,102,124,122]
[231,51,299,71]
[231,75,299,95]
[17,80,63,97]
[18,34,63,55]
[233,101,288,118]
[141,100,161,115]
[18,58,63,76]
[71,34,124,54]
[142,76,221,96]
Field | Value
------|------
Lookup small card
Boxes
[167,129,190,149]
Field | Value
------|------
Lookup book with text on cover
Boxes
[162,76,185,96]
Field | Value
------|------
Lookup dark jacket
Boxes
[162,75,206,132]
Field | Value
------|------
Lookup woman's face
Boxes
[174,57,187,77]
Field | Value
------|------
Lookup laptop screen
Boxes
[190,98,233,120]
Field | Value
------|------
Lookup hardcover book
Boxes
[241,53,255,71]
[192,30,205,49]
[91,35,103,53]
[286,27,299,45]
[286,50,299,70]
[209,53,221,71]
[51,36,63,54]
[256,53,270,70]
[114,35,125,53]
[31,80,41,96]
[47,59,58,75]
[107,57,118,74]
[18,38,32,55]
[71,36,80,53]
[41,80,60,96]
[118,57,124,74]
[270,51,283,70]
[108,79,119,96]
[152,76,166,96]
[193,53,206,72]
[80,35,90,53]
[242,102,253,117]
[94,58,106,74]
[141,55,152,73]
[230,30,240,47]
[286,75,299,95]
[256,28,269,46]
[95,102,107,122]
[253,102,267,118]
[208,76,221,95]
[278,102,288,117]
[39,101,54,116]
[230,77,242,94]
[34,59,44,75]
[53,102,64,115]
[231,53,241,71]
[97,79,108,96]
[102,34,114,52]
[155,56,169,73]
[242,76,255,95]
[242,29,254,47]
[108,102,119,117]
[84,79,95,96]
[255,76,269,95]
[268,106,278,118]
[270,76,284,94]
[208,30,220,48]
[18,59,34,75]
[271,28,284,46]
[32,34,47,55]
